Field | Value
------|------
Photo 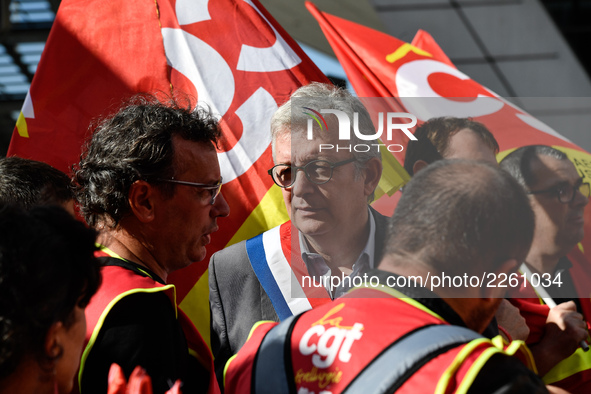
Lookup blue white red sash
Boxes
[246,221,331,320]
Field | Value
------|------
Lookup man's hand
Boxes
[531,301,589,375]
[496,299,530,341]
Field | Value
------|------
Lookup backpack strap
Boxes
[343,324,482,393]
[252,314,302,394]
[251,320,481,394]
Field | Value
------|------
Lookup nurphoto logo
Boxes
[304,108,417,153]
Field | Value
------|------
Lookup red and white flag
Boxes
[307,2,591,233]
[8,0,329,346]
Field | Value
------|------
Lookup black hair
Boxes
[0,204,101,378]
[404,117,499,176]
[0,157,72,208]
[74,94,221,227]
[499,145,568,188]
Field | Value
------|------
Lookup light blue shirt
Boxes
[299,207,376,298]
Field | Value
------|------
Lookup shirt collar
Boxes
[299,206,376,273]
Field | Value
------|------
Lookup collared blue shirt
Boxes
[299,207,376,298]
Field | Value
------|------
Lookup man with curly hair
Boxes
[74,96,229,394]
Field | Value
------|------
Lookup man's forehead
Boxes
[276,129,348,162]
[529,154,579,187]
[173,137,215,156]
[173,138,220,178]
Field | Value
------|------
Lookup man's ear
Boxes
[128,180,156,223]
[481,259,519,300]
[362,157,383,197]
[44,322,64,361]
[412,160,429,175]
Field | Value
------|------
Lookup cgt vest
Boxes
[79,262,219,394]
[509,247,591,392]
[224,286,535,394]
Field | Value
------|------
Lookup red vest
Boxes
[79,264,219,394]
[508,247,591,392]
[225,286,534,393]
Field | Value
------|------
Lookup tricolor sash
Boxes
[246,221,331,320]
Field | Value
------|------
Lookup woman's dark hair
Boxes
[0,204,101,379]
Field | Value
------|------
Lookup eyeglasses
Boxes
[528,178,591,204]
[156,177,223,205]
[268,158,357,188]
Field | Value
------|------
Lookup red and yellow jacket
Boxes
[225,285,537,394]
[79,254,219,394]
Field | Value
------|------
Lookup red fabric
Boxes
[225,288,513,393]
[306,0,591,230]
[107,364,182,394]
[224,321,276,391]
[508,247,591,392]
[410,30,455,68]
[8,0,328,303]
[308,3,591,273]
[508,248,591,343]
[279,221,333,305]
[83,265,219,394]
[306,2,586,157]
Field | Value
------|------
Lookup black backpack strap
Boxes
[343,324,483,394]
[252,313,302,394]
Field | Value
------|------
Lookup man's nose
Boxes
[290,168,316,195]
[572,187,589,208]
[212,192,230,217]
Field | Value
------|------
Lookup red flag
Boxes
[8,0,329,345]
[306,2,585,153]
[307,2,591,224]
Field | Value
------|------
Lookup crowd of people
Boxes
[0,83,590,394]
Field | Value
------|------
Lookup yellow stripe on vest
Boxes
[78,285,175,392]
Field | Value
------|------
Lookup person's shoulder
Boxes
[209,238,254,283]
[468,352,548,394]
[209,240,249,280]
[370,207,390,250]
[210,223,286,266]
[370,205,390,223]
[211,238,247,260]
[107,291,173,321]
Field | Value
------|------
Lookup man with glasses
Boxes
[209,82,386,382]
[402,117,533,343]
[500,145,591,392]
[225,160,548,394]
[74,96,229,394]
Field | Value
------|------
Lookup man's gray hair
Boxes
[270,82,382,169]
[499,145,568,189]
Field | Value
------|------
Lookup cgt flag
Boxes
[306,1,590,156]
[307,2,591,226]
[308,4,591,390]
[8,0,328,347]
